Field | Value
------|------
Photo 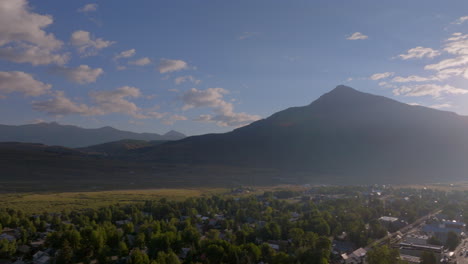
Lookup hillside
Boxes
[0,122,186,148]
[78,139,168,157]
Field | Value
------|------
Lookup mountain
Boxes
[1,85,468,191]
[0,122,186,147]
[136,85,468,183]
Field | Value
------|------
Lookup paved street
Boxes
[453,238,468,264]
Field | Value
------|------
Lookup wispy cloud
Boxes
[398,47,440,60]
[157,59,189,74]
[369,72,394,80]
[70,30,115,57]
[238,32,258,40]
[129,57,151,66]
[346,32,368,40]
[78,3,98,13]
[180,88,261,127]
[174,75,201,85]
[452,16,468,25]
[114,49,136,60]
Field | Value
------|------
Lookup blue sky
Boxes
[1,0,468,135]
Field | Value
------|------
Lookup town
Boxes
[0,185,466,264]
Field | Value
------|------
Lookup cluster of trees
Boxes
[0,187,462,263]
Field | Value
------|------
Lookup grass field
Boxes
[0,185,306,214]
[0,188,228,214]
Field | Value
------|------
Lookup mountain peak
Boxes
[311,85,391,107]
[326,85,362,96]
[163,130,186,140]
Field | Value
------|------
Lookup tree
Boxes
[366,245,401,264]
[118,241,129,257]
[446,231,460,251]
[55,240,73,264]
[0,238,16,258]
[128,249,150,264]
[420,251,437,264]
[206,244,225,263]
[427,236,442,246]
[155,251,181,264]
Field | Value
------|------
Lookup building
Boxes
[342,247,367,264]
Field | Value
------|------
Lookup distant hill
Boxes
[137,85,468,183]
[78,139,168,157]
[0,122,186,147]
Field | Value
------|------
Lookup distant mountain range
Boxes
[1,85,468,191]
[0,122,186,147]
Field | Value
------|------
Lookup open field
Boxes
[0,185,307,214]
[394,182,468,191]
[1,182,466,214]
[0,188,227,214]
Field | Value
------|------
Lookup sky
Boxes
[1,0,468,135]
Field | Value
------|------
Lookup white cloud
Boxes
[114,49,136,60]
[346,32,368,40]
[174,75,201,85]
[453,16,468,25]
[369,72,394,80]
[392,84,468,98]
[89,86,144,118]
[430,103,452,109]
[52,65,103,84]
[378,81,397,89]
[391,75,437,83]
[129,57,151,66]
[163,114,187,125]
[444,36,468,55]
[398,46,440,60]
[424,56,468,71]
[157,59,189,73]
[0,71,51,97]
[78,3,98,13]
[32,86,187,124]
[33,91,97,116]
[70,30,115,56]
[447,32,468,42]
[0,0,68,65]
[180,88,261,127]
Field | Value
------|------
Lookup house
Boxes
[33,251,50,264]
[0,234,15,242]
[402,234,429,246]
[17,245,31,254]
[30,239,45,248]
[342,247,367,264]
[422,220,465,243]
[267,243,280,251]
[400,254,420,263]
[332,240,355,255]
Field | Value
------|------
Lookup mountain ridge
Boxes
[0,122,186,148]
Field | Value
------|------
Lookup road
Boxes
[365,209,442,251]
[453,238,468,264]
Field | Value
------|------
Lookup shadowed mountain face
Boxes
[0,122,186,148]
[138,85,468,183]
[1,85,467,190]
